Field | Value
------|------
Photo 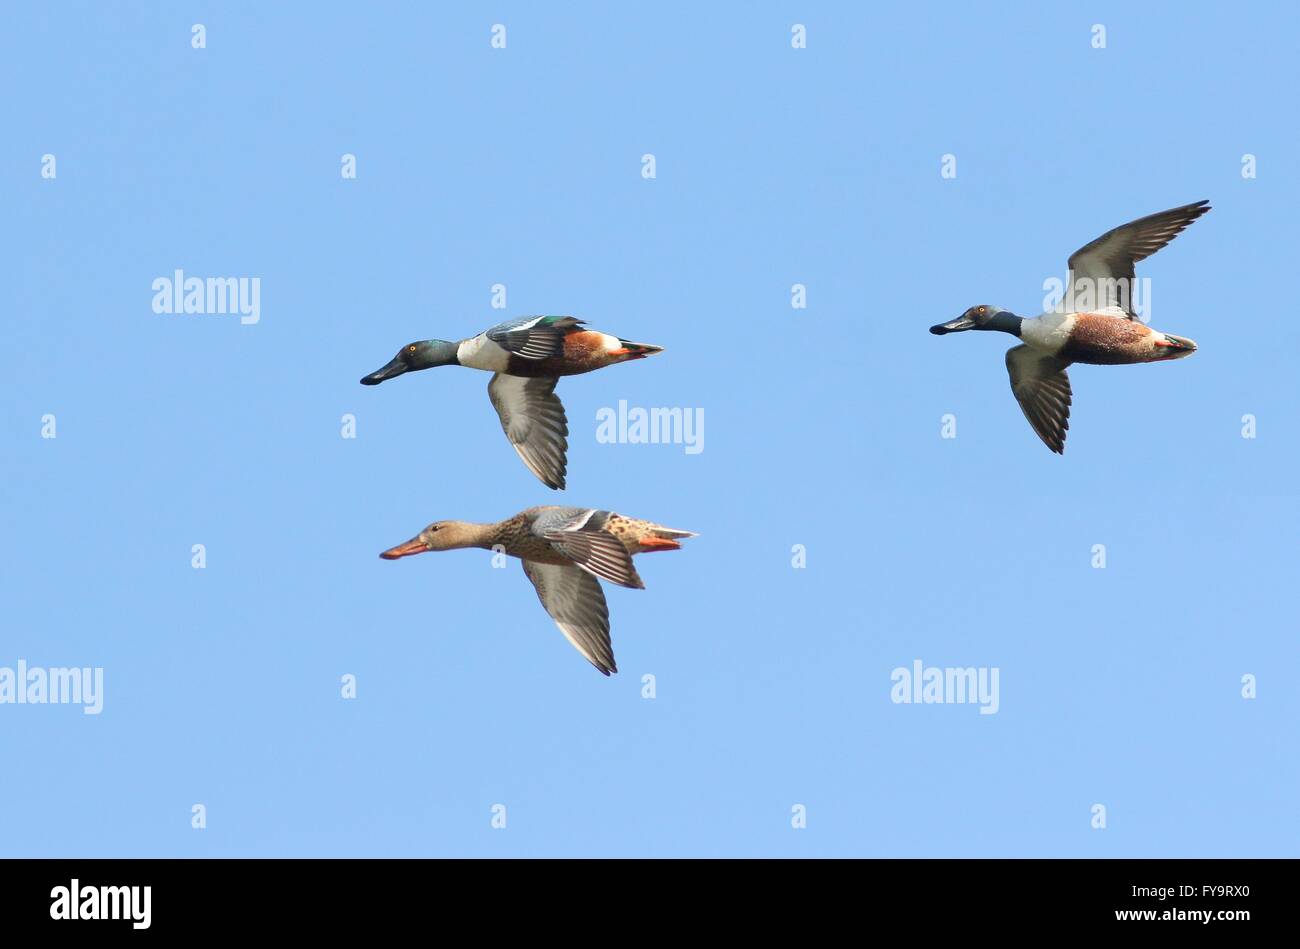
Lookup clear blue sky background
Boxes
[3,3,1297,857]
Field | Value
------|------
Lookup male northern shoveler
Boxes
[930,200,1210,453]
[379,506,696,675]
[361,316,663,488]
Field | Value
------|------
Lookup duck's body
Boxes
[931,200,1210,453]
[380,506,695,676]
[362,316,663,488]
[453,318,651,377]
[1020,310,1196,366]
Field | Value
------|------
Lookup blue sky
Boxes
[2,2,1297,857]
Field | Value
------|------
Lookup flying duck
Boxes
[379,506,696,675]
[361,316,663,488]
[930,200,1210,453]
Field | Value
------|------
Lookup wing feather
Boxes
[486,316,583,360]
[522,561,616,675]
[487,373,569,489]
[1066,200,1210,317]
[1006,344,1073,454]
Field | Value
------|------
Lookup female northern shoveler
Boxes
[379,506,696,676]
[930,200,1210,453]
[361,316,663,488]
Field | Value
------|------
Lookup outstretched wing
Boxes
[486,316,583,360]
[532,509,644,589]
[1066,200,1210,317]
[522,560,616,675]
[487,373,569,489]
[1005,344,1072,454]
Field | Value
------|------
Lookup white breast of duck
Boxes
[1019,311,1077,355]
[456,333,511,372]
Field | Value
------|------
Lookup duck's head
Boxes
[380,520,484,559]
[360,340,459,385]
[930,305,1019,335]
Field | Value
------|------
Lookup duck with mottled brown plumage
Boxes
[379,506,696,676]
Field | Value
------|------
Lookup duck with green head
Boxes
[361,316,662,489]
